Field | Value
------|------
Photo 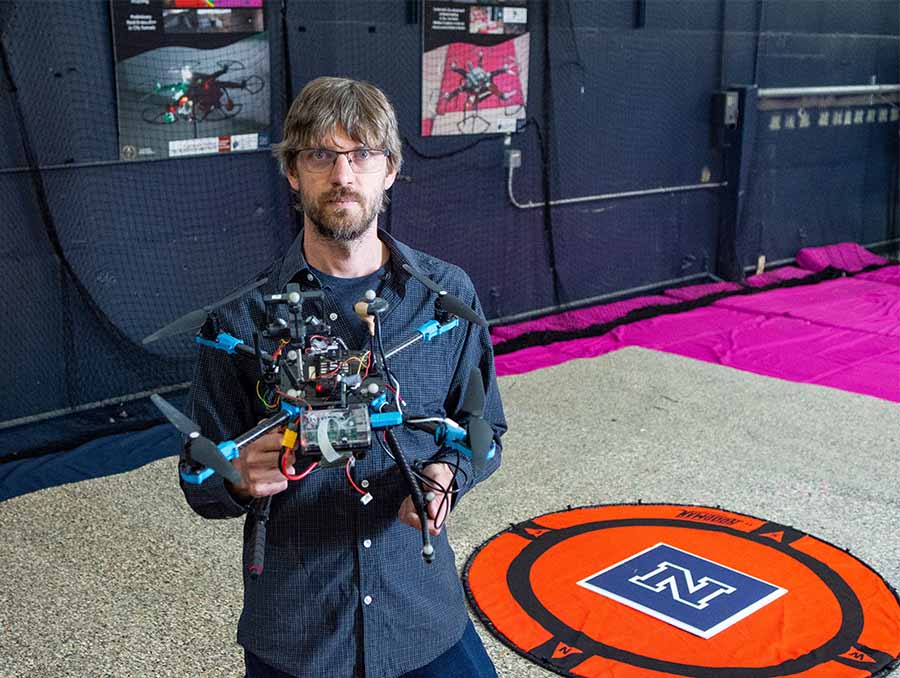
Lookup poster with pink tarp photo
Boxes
[422,1,529,136]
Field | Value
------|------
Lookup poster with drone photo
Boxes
[111,0,270,161]
[422,0,529,136]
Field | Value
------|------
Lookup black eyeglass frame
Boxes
[296,147,392,174]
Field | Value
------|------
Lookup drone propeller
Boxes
[150,393,200,436]
[401,263,487,328]
[150,394,243,485]
[143,277,268,344]
[458,368,494,474]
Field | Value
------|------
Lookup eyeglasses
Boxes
[297,147,391,174]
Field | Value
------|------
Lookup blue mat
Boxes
[0,424,180,501]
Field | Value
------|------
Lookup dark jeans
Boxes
[244,619,497,678]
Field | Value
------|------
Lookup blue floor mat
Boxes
[0,424,179,501]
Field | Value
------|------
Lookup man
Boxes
[181,77,506,678]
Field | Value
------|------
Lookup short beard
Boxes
[299,187,383,243]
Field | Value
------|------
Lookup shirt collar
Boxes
[276,227,414,293]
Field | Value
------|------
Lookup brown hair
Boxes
[273,77,403,178]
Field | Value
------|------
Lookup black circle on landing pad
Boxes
[505,517,863,677]
[463,505,900,678]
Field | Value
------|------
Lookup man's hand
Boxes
[227,427,294,501]
[398,462,454,536]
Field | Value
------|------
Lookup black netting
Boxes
[0,0,897,462]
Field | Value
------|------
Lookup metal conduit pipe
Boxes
[507,165,727,210]
[758,84,900,98]
[0,381,192,430]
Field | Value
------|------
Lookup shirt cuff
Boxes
[433,450,475,511]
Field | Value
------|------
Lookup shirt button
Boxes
[306,273,314,282]
[363,539,372,548]
[329,312,338,321]
[361,479,369,488]
[364,595,373,605]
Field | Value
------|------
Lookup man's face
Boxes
[287,128,397,242]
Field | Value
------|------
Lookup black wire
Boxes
[374,431,468,531]
[374,315,398,400]
[751,0,766,86]
[403,134,502,161]
[540,0,563,308]
[280,0,293,104]
[560,0,586,77]
[420,449,465,531]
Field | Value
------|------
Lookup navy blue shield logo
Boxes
[577,543,788,638]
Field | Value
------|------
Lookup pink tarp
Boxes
[662,281,741,301]
[490,295,678,344]
[744,265,815,287]
[492,244,900,403]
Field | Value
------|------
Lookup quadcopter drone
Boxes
[441,50,518,132]
[141,60,265,125]
[143,264,495,576]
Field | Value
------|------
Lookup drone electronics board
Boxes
[110,0,271,160]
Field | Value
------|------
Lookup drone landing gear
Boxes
[456,96,492,135]
[384,429,434,563]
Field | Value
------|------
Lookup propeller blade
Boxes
[142,308,208,345]
[438,293,488,329]
[189,437,244,485]
[460,368,485,418]
[401,264,487,328]
[143,276,268,344]
[150,394,200,436]
[458,369,493,474]
[151,394,243,485]
[467,418,495,475]
[214,276,268,309]
[401,262,443,295]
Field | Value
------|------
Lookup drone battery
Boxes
[299,404,371,456]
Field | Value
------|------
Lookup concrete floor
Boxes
[1,347,898,677]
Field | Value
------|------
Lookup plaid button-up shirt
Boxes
[181,229,506,678]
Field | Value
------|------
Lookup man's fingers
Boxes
[246,478,289,498]
[399,496,443,536]
[426,491,450,525]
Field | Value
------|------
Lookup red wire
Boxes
[316,362,343,379]
[281,451,317,481]
[345,458,366,495]
[272,341,288,361]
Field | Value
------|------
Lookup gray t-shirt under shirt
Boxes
[307,264,386,349]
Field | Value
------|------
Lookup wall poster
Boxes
[422,0,530,136]
[111,0,270,160]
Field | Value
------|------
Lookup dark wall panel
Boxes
[756,33,899,87]
[391,140,555,320]
[0,0,896,457]
[0,173,67,418]
[551,189,720,301]
[763,0,898,35]
[739,108,897,267]
[3,0,118,165]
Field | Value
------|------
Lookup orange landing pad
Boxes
[463,504,900,677]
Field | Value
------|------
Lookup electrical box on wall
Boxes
[711,90,740,147]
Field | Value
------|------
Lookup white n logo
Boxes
[629,561,736,609]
